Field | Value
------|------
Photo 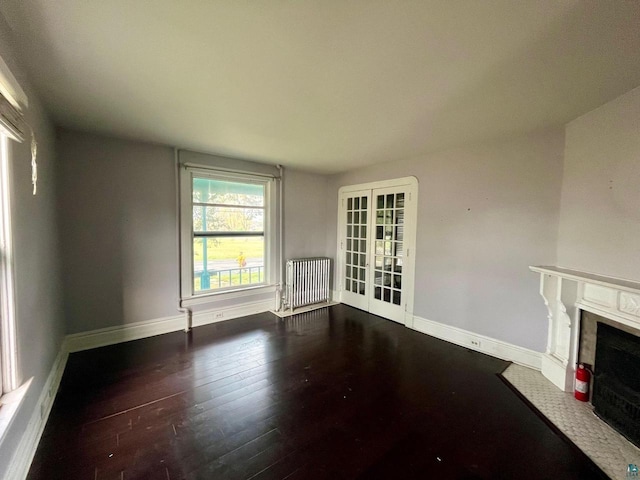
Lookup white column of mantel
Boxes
[536,271,580,392]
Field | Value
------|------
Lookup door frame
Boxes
[336,176,418,327]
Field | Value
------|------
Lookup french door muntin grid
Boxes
[339,178,417,324]
[344,195,368,296]
[373,192,404,306]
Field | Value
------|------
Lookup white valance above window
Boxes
[0,56,27,143]
[0,92,26,142]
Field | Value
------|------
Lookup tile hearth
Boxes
[502,364,640,479]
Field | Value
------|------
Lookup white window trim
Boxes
[0,134,19,394]
[0,56,30,446]
[179,166,279,305]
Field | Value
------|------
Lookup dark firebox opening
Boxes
[593,322,640,448]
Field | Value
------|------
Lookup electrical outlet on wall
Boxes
[470,339,481,348]
[214,312,224,319]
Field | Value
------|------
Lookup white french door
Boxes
[340,189,371,311]
[338,178,417,324]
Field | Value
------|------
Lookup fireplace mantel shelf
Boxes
[530,266,640,295]
[529,265,640,392]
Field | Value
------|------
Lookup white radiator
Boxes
[285,257,331,311]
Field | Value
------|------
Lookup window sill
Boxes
[181,284,277,307]
[0,377,32,447]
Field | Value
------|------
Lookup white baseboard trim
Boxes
[5,345,68,480]
[411,315,542,370]
[270,301,338,318]
[65,299,276,353]
[192,299,275,328]
[65,314,186,353]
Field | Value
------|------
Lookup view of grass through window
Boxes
[192,177,265,292]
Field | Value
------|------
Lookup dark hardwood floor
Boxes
[28,304,606,479]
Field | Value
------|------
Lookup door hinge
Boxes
[406,248,410,257]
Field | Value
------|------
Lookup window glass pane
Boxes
[193,206,264,232]
[193,178,264,206]
[193,236,264,292]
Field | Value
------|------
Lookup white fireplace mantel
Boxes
[530,266,640,392]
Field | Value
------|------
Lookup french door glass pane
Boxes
[372,192,404,306]
[345,195,368,296]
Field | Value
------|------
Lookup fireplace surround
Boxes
[530,266,640,392]
[530,266,640,445]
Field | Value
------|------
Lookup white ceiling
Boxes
[2,1,639,174]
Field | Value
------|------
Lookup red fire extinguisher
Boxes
[575,363,591,402]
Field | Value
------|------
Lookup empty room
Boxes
[0,1,639,479]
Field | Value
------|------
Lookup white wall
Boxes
[0,13,64,478]
[56,130,178,333]
[284,169,328,259]
[56,130,330,333]
[557,86,640,280]
[326,129,565,351]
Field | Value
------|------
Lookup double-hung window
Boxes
[0,60,26,398]
[192,175,266,291]
[0,57,32,446]
[179,159,279,304]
